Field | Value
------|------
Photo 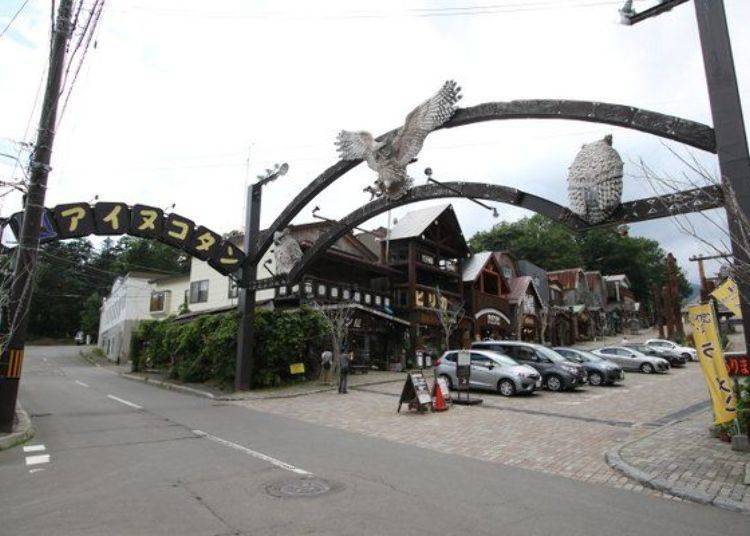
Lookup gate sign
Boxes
[1,202,246,278]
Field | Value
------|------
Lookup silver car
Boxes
[435,349,542,396]
[593,346,670,373]
[645,338,698,362]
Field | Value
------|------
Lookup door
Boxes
[469,353,495,389]
[613,348,639,371]
[598,348,626,368]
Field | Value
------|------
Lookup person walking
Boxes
[338,349,353,394]
[320,349,333,385]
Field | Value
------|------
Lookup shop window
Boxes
[189,280,209,304]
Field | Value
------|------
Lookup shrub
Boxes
[131,307,329,389]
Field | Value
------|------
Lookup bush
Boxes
[131,307,329,389]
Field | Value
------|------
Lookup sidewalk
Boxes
[0,403,34,451]
[607,409,750,514]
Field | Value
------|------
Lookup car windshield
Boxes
[484,352,518,366]
[534,346,568,363]
[572,350,604,363]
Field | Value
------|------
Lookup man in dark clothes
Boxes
[338,349,353,394]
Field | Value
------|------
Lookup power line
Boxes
[0,0,31,42]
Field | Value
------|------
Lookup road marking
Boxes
[25,454,50,466]
[75,380,90,388]
[107,395,142,409]
[23,444,46,453]
[192,430,312,476]
[29,468,46,474]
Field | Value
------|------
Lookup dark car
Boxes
[471,341,586,392]
[624,343,686,367]
[554,347,625,386]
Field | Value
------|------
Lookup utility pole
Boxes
[0,0,74,432]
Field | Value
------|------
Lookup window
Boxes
[385,297,391,307]
[150,291,166,312]
[330,287,339,298]
[304,281,314,297]
[364,293,372,305]
[599,348,616,355]
[516,347,536,362]
[420,253,434,265]
[189,280,209,304]
[354,291,361,303]
[278,286,287,296]
[470,354,491,367]
[375,295,382,306]
[228,279,239,299]
[343,288,351,300]
[501,266,513,280]
[317,284,327,297]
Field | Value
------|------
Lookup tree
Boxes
[431,287,465,351]
[468,214,691,313]
[311,302,355,369]
[80,292,101,338]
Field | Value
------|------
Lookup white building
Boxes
[97,243,275,363]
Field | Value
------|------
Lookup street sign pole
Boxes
[0,0,74,433]
[693,0,750,353]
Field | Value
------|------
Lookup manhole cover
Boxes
[265,477,337,498]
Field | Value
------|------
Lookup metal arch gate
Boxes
[284,181,723,285]
[245,99,717,270]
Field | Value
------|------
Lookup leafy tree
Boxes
[468,215,691,312]
[80,292,102,338]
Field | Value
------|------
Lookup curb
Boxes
[605,422,750,515]
[118,373,218,399]
[0,404,35,451]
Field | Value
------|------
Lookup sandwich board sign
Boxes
[397,371,432,413]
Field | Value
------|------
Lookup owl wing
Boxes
[335,130,375,160]
[392,80,462,166]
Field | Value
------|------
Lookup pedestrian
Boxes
[321,348,333,385]
[338,349,353,394]
[621,335,629,345]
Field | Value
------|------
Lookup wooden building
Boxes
[461,251,512,340]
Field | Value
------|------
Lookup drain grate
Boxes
[265,477,336,498]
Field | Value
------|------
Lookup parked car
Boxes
[645,338,698,362]
[471,341,587,392]
[435,349,541,396]
[624,343,686,367]
[74,330,85,345]
[553,347,625,386]
[592,346,670,373]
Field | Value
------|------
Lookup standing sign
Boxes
[687,302,737,425]
[397,372,432,413]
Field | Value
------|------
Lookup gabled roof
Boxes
[548,268,586,290]
[604,274,630,287]
[585,271,603,289]
[388,204,452,240]
[508,275,543,306]
[462,251,494,282]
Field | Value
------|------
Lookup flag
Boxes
[710,277,741,318]
[687,302,737,425]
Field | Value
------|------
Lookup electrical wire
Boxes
[0,0,31,41]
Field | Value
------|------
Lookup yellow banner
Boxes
[687,303,737,425]
[710,278,741,318]
[289,363,305,375]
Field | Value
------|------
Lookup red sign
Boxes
[725,352,750,376]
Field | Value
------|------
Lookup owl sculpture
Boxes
[567,134,624,224]
[273,228,303,276]
[335,80,462,200]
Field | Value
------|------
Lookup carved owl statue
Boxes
[273,227,303,276]
[335,80,462,201]
[567,134,624,224]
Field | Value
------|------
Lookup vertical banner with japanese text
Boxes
[687,302,737,425]
[710,277,742,318]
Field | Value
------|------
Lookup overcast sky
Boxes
[1,0,749,283]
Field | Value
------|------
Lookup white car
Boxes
[593,346,670,373]
[645,339,698,362]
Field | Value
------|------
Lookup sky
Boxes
[1,0,749,284]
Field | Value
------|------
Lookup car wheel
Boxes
[439,374,453,390]
[640,363,654,374]
[498,379,516,397]
[588,372,603,386]
[682,353,692,361]
[546,375,563,392]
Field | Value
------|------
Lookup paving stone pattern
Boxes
[618,410,749,510]
[237,362,715,501]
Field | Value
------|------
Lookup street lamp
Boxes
[235,162,290,391]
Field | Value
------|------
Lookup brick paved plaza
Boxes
[236,356,718,501]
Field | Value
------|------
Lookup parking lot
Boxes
[237,356,708,498]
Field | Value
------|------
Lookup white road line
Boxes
[23,444,46,453]
[75,380,90,388]
[106,394,142,409]
[192,430,312,476]
[29,468,46,474]
[25,454,50,466]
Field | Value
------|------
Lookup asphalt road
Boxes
[0,346,747,536]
